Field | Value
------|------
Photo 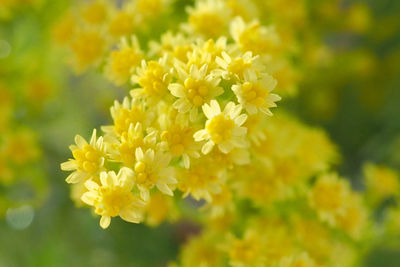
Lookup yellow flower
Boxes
[102,97,152,138]
[52,12,76,44]
[4,129,40,165]
[108,122,157,167]
[148,31,193,61]
[61,129,105,184]
[364,163,399,205]
[135,0,170,19]
[232,70,280,115]
[81,167,145,229]
[177,159,225,202]
[169,63,223,121]
[108,11,135,38]
[215,50,260,81]
[82,1,108,25]
[185,0,231,38]
[105,36,143,86]
[194,100,248,154]
[228,231,264,267]
[159,114,200,168]
[131,57,172,103]
[144,191,175,227]
[230,16,280,55]
[134,147,177,201]
[69,30,106,72]
[309,173,350,225]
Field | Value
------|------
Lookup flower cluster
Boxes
[58,0,400,266]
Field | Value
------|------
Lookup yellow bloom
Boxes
[159,114,200,168]
[52,12,76,44]
[81,1,108,25]
[81,167,145,229]
[185,0,231,38]
[131,57,172,103]
[177,159,225,202]
[108,11,135,38]
[230,16,280,55]
[102,97,152,138]
[134,147,177,201]
[194,100,248,154]
[364,163,399,205]
[61,129,105,184]
[215,50,260,81]
[105,36,143,86]
[309,173,350,226]
[69,30,106,72]
[169,63,223,121]
[228,231,264,267]
[4,129,40,165]
[232,71,280,115]
[108,122,157,167]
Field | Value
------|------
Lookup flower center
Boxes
[72,144,101,173]
[138,61,168,97]
[184,77,209,107]
[96,186,133,217]
[241,82,268,107]
[206,114,235,144]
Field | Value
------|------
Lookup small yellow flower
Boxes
[52,12,76,44]
[108,11,135,38]
[232,71,280,115]
[230,16,280,55]
[69,30,106,72]
[185,0,231,38]
[364,163,399,205]
[215,50,260,81]
[228,231,264,267]
[177,160,225,202]
[131,57,171,103]
[81,167,145,229]
[309,173,350,225]
[102,97,152,138]
[168,64,223,121]
[82,1,108,25]
[134,147,177,201]
[61,129,105,184]
[194,100,248,154]
[105,36,143,86]
[108,122,157,167]
[159,115,200,168]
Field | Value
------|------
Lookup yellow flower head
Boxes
[131,57,172,103]
[232,71,280,115]
[61,129,105,184]
[169,63,224,121]
[185,0,231,38]
[134,147,177,201]
[69,30,106,72]
[81,167,145,229]
[102,97,152,138]
[105,36,143,86]
[309,173,351,225]
[194,100,248,154]
[159,114,201,168]
[81,1,108,25]
[108,11,136,39]
[108,122,157,167]
[230,16,280,55]
[364,163,400,205]
[177,159,225,202]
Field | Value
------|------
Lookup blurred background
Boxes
[0,0,400,266]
